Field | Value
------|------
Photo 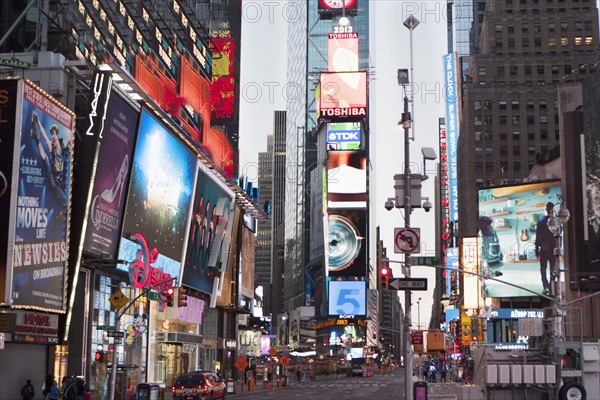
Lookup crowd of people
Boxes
[21,375,91,400]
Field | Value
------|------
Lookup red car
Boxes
[172,372,227,400]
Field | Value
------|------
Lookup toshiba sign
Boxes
[319,72,367,120]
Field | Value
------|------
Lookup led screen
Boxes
[318,0,358,13]
[118,109,197,286]
[328,32,359,72]
[478,180,562,297]
[11,81,75,311]
[328,280,366,316]
[326,122,361,150]
[327,209,367,278]
[327,150,366,208]
[319,72,367,119]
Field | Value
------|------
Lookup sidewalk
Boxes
[228,379,292,398]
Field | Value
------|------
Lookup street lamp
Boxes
[546,198,570,399]
[417,297,422,328]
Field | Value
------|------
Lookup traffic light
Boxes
[95,350,105,363]
[177,287,188,308]
[165,287,175,307]
[380,265,390,289]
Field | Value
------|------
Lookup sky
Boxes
[238,0,448,327]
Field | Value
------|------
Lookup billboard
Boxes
[462,237,481,310]
[326,122,361,150]
[328,280,366,316]
[443,53,459,222]
[240,224,255,301]
[327,209,366,277]
[11,80,75,311]
[478,180,562,297]
[182,166,236,298]
[319,72,367,118]
[328,32,359,72]
[210,37,236,120]
[318,0,358,14]
[83,91,139,259]
[327,150,366,209]
[118,109,197,288]
[0,79,19,305]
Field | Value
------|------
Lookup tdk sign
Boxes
[328,130,360,142]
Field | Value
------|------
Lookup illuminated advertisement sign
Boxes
[12,311,59,343]
[328,32,359,72]
[327,209,366,277]
[83,90,139,259]
[326,122,361,150]
[319,72,367,118]
[443,53,459,222]
[182,166,236,298]
[118,109,197,285]
[478,180,562,297]
[327,150,366,208]
[445,247,459,298]
[462,237,481,310]
[328,280,366,316]
[211,37,235,120]
[12,80,75,311]
[319,0,358,13]
[0,79,19,305]
[439,118,452,296]
[240,225,255,302]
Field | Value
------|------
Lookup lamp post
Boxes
[401,14,419,400]
[417,297,422,329]
[546,199,570,398]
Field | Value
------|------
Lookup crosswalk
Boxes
[289,380,389,389]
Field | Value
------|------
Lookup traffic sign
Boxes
[109,290,129,310]
[388,277,428,291]
[234,356,249,371]
[0,58,32,68]
[394,228,420,254]
[413,256,441,266]
[268,346,278,357]
[411,331,424,345]
[96,325,116,331]
[107,331,125,338]
[279,356,291,367]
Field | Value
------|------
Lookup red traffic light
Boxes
[164,287,175,307]
[381,267,389,276]
[95,350,105,362]
[380,266,390,289]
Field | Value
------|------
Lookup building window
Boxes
[549,37,557,47]
[497,65,505,76]
[478,66,486,76]
[514,161,522,173]
[561,37,569,46]
[500,146,508,156]
[475,147,483,156]
[575,37,583,45]
[540,100,547,110]
[522,23,529,32]
[475,116,482,126]
[540,115,548,124]
[486,146,493,155]
[528,145,536,155]
[537,64,544,74]
[510,65,518,75]
[486,162,494,174]
[575,21,584,30]
[512,100,520,110]
[500,115,508,125]
[522,37,530,47]
[496,38,504,47]
[508,38,516,48]
[513,146,521,156]
[535,37,542,46]
[499,100,507,110]
[586,37,593,45]
[551,65,560,74]
[541,145,549,155]
[485,115,493,125]
[561,22,568,31]
[484,100,492,110]
[555,129,560,140]
[513,130,521,139]
[496,24,503,32]
[474,100,482,111]
[476,178,484,188]
[485,132,493,140]
[540,129,548,139]
[475,162,483,172]
[513,115,520,125]
[524,65,532,74]
[508,22,515,33]
[527,100,534,109]
[500,132,508,140]
[475,131,482,141]
[527,115,535,124]
[528,130,535,140]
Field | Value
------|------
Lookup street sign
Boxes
[411,331,423,345]
[109,290,129,310]
[107,331,125,338]
[268,346,277,357]
[234,356,248,371]
[413,256,441,266]
[279,356,291,367]
[394,228,420,254]
[96,325,116,331]
[388,277,428,291]
[0,58,32,68]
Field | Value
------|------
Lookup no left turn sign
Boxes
[394,228,420,254]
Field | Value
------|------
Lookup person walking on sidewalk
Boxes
[20,379,35,400]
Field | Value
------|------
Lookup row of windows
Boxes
[493,35,594,48]
[474,145,550,157]
[496,20,594,33]
[475,114,557,125]
[474,130,557,141]
[488,64,574,76]
[474,99,552,110]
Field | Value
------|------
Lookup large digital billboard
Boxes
[182,166,236,298]
[210,37,235,121]
[319,0,358,14]
[328,280,366,316]
[327,209,366,278]
[319,72,367,119]
[326,122,361,150]
[328,32,359,73]
[478,180,562,297]
[11,80,75,311]
[327,150,366,208]
[443,53,459,222]
[83,90,139,259]
[118,109,197,288]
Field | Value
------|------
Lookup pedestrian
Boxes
[83,387,92,400]
[42,375,54,400]
[296,369,301,381]
[20,379,35,400]
[48,378,60,400]
[535,202,556,295]
[441,363,448,382]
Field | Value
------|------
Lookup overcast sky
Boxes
[239,1,448,327]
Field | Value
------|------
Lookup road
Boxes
[229,369,407,400]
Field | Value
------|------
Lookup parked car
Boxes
[172,371,226,400]
[352,364,366,377]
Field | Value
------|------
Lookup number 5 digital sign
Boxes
[328,281,366,316]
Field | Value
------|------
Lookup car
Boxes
[352,364,366,377]
[172,371,227,400]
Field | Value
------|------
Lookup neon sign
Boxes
[128,233,173,291]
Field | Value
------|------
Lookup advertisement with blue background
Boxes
[478,180,562,297]
[182,166,236,297]
[328,280,366,316]
[12,81,74,311]
[118,109,196,286]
